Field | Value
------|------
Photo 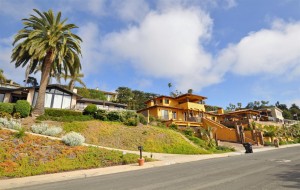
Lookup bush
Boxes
[31,123,49,134]
[124,117,138,126]
[94,109,108,121]
[45,108,83,117]
[183,127,194,137]
[31,123,63,136]
[43,127,63,136]
[83,104,97,115]
[138,114,147,125]
[107,111,121,121]
[13,112,21,119]
[0,111,12,119]
[0,118,22,130]
[62,132,85,146]
[120,111,137,121]
[14,128,26,139]
[15,100,31,118]
[0,102,14,114]
[169,124,178,130]
[149,116,156,122]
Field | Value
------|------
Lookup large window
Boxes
[0,93,4,102]
[36,88,72,109]
[161,110,169,120]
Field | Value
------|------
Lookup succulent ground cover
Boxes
[0,129,149,178]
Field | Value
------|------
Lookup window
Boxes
[172,111,177,119]
[164,99,169,104]
[52,94,63,108]
[0,93,4,102]
[161,110,169,120]
[62,95,71,109]
[43,88,72,109]
[160,99,163,103]
[45,93,52,108]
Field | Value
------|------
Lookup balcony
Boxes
[178,102,205,111]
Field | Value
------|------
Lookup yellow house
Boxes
[138,94,265,145]
[138,93,207,128]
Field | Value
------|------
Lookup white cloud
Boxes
[77,22,105,76]
[0,36,27,84]
[0,0,38,19]
[217,20,300,78]
[111,0,150,23]
[103,8,219,91]
[56,0,107,17]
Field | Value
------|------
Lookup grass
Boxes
[62,120,210,154]
[0,129,151,178]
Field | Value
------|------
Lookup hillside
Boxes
[0,129,149,178]
[62,120,210,154]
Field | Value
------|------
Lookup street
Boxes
[13,146,300,190]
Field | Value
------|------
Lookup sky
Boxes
[1,0,300,108]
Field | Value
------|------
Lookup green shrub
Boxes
[62,132,85,146]
[13,112,21,119]
[83,104,97,115]
[0,102,14,114]
[14,128,26,139]
[15,100,31,118]
[149,116,156,122]
[94,109,108,121]
[107,111,121,121]
[169,124,178,130]
[0,111,12,119]
[45,108,83,117]
[120,111,136,121]
[124,117,138,126]
[183,127,194,137]
[138,114,147,125]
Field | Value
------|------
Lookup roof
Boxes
[77,98,127,108]
[223,109,260,116]
[145,93,207,104]
[0,84,82,98]
[259,106,283,113]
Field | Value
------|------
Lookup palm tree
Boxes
[11,9,82,115]
[0,69,6,83]
[62,71,86,91]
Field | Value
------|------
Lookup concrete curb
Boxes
[1,143,299,190]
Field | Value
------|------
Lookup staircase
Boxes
[202,117,239,143]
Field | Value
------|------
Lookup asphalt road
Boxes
[14,146,300,190]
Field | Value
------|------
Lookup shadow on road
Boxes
[274,164,300,189]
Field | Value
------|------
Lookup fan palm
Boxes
[62,71,86,91]
[11,9,82,115]
[0,69,6,83]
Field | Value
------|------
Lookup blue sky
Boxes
[1,0,300,108]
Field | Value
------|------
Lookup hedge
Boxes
[45,108,83,117]
[0,102,15,114]
[15,100,31,118]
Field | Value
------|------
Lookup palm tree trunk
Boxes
[32,52,54,116]
[69,80,75,91]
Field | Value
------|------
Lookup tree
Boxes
[0,69,6,83]
[237,102,242,109]
[62,72,86,91]
[187,89,193,94]
[116,87,134,104]
[24,76,38,87]
[11,9,82,115]
[260,100,269,108]
[275,101,288,111]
